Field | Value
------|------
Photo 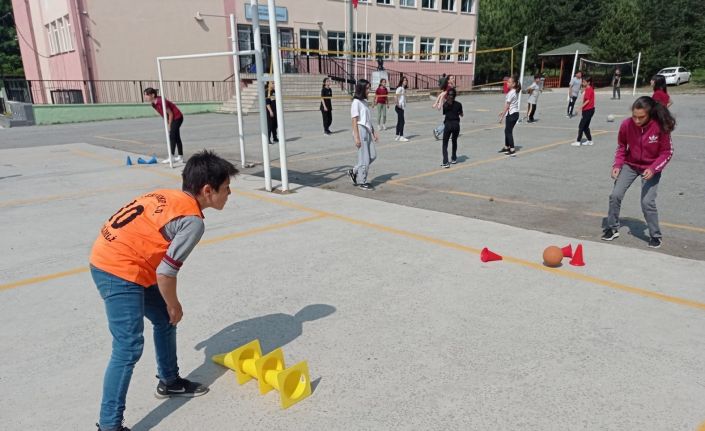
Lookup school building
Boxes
[10,0,478,104]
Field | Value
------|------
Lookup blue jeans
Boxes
[91,266,179,431]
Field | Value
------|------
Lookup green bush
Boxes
[691,69,705,86]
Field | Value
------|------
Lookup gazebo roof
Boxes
[539,42,593,57]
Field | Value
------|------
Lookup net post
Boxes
[633,52,641,97]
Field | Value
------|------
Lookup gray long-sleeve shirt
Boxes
[156,215,205,277]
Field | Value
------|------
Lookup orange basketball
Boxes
[543,246,564,267]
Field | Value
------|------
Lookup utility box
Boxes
[0,101,36,127]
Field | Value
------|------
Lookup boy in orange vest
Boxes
[90,150,237,431]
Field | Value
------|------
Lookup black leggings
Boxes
[577,108,594,141]
[528,103,537,121]
[169,117,183,156]
[567,96,578,116]
[321,108,332,133]
[504,112,519,149]
[442,123,460,164]
[267,114,278,141]
[395,106,405,136]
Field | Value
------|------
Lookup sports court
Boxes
[1,90,705,430]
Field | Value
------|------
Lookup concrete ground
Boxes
[1,90,705,430]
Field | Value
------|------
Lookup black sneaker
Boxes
[441,163,450,168]
[97,423,130,431]
[506,149,516,157]
[601,228,620,241]
[155,377,209,399]
[498,147,510,153]
[358,183,373,190]
[648,237,662,248]
[347,168,357,186]
[450,158,458,164]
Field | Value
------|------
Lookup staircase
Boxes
[217,74,347,115]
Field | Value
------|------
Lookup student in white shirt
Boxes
[526,74,541,123]
[394,76,409,142]
[497,74,520,157]
[348,79,379,190]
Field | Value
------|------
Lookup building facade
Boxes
[11,0,478,103]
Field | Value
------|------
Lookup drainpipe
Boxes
[73,0,95,103]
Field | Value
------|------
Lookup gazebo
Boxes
[538,42,593,88]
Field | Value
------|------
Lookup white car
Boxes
[657,66,691,85]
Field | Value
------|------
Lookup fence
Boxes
[1,79,235,105]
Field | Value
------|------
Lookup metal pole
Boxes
[266,0,289,191]
[156,59,174,169]
[251,0,272,191]
[230,14,248,168]
[346,0,353,93]
[517,35,528,120]
[633,51,641,96]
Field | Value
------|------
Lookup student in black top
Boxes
[265,82,278,144]
[320,78,333,135]
[441,88,463,168]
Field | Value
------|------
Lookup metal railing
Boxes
[1,79,235,105]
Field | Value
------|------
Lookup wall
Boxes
[32,102,221,124]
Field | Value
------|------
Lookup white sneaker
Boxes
[584,141,593,146]
[382,124,386,130]
[571,141,582,147]
[394,135,400,141]
[399,136,409,142]
[174,155,183,162]
[161,157,173,164]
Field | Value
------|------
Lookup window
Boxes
[300,30,320,55]
[400,0,416,6]
[398,35,414,60]
[57,18,67,52]
[421,0,436,9]
[51,22,60,55]
[461,0,473,13]
[327,31,345,57]
[439,38,453,61]
[46,24,57,55]
[51,89,84,104]
[353,32,370,57]
[441,0,455,11]
[64,16,73,51]
[458,39,473,62]
[375,34,392,59]
[420,37,434,61]
[376,0,393,4]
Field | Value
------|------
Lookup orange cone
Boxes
[569,244,585,266]
[480,247,503,262]
[561,244,573,258]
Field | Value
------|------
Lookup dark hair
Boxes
[143,87,158,96]
[632,96,676,133]
[182,150,239,195]
[397,75,407,88]
[447,88,457,99]
[582,75,593,86]
[378,78,387,86]
[534,74,541,79]
[354,79,370,101]
[652,75,668,93]
[321,77,329,88]
[510,74,521,92]
[575,70,582,76]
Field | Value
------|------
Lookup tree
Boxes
[0,0,24,77]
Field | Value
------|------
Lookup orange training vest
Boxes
[90,189,203,287]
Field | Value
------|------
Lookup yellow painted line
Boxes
[0,182,171,209]
[696,419,705,431]
[394,183,705,234]
[0,214,326,291]
[94,135,152,146]
[199,214,326,245]
[390,131,607,184]
[0,267,88,291]
[225,188,705,311]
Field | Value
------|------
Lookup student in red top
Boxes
[143,87,185,164]
[601,96,675,248]
[373,78,389,130]
[572,76,596,146]
[651,75,673,108]
[90,150,238,431]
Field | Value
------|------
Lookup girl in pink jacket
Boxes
[602,96,675,249]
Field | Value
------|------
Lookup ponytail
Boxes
[633,96,676,133]
[510,73,521,93]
